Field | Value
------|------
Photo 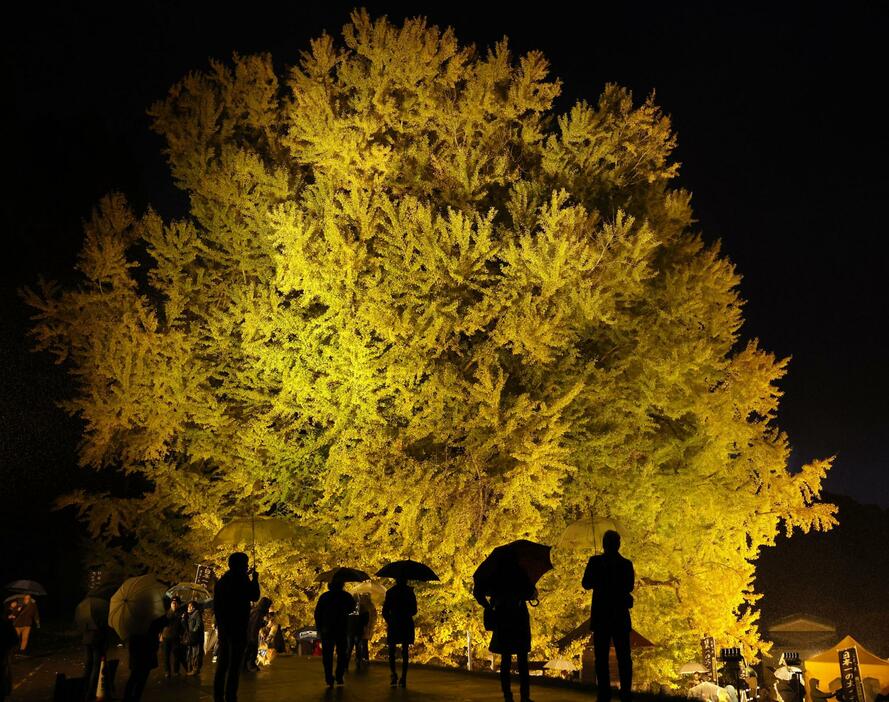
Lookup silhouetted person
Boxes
[582,530,634,702]
[185,601,204,676]
[122,615,165,702]
[314,579,355,687]
[13,594,39,655]
[809,679,836,702]
[82,617,109,700]
[356,593,375,670]
[213,552,260,702]
[474,561,536,702]
[1,618,17,700]
[244,597,272,672]
[383,576,417,688]
[162,596,186,677]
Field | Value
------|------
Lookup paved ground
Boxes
[10,649,600,701]
[142,656,594,702]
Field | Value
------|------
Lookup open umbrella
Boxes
[75,596,110,632]
[349,580,387,603]
[5,580,47,596]
[165,582,212,605]
[316,567,370,584]
[558,516,621,552]
[213,516,298,566]
[680,662,710,675]
[376,559,439,582]
[473,539,553,597]
[109,575,166,640]
[774,666,802,681]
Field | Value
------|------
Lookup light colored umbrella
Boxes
[558,516,621,552]
[680,662,709,675]
[213,516,297,565]
[349,580,387,603]
[545,658,577,671]
[165,582,212,605]
[109,575,166,640]
[774,666,802,681]
[74,596,110,632]
[5,580,47,596]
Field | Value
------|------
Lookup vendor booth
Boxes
[804,635,889,702]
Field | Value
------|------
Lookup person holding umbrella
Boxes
[382,576,417,688]
[582,529,635,702]
[473,540,553,702]
[162,596,186,677]
[314,575,359,687]
[376,559,438,688]
[474,560,536,702]
[12,594,40,655]
[213,552,260,702]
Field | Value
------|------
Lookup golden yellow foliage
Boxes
[25,10,834,683]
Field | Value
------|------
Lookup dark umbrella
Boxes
[316,567,370,584]
[473,539,553,597]
[5,580,47,596]
[74,596,110,632]
[376,559,439,582]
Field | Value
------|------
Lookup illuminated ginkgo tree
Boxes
[26,10,835,681]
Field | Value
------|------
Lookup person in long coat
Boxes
[582,530,635,702]
[1,618,17,700]
[122,615,166,702]
[473,562,536,702]
[382,577,417,688]
[244,597,272,672]
[185,601,204,676]
[314,580,355,687]
[213,552,260,702]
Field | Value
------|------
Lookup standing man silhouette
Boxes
[213,552,260,702]
[582,530,634,702]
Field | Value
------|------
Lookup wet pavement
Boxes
[10,649,599,701]
[141,656,594,702]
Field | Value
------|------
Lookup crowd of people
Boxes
[1,531,637,702]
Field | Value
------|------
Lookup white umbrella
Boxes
[545,658,577,671]
[680,662,709,675]
[774,666,802,681]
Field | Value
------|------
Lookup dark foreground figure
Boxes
[474,562,536,702]
[123,616,165,702]
[213,552,260,702]
[582,530,635,702]
[382,577,417,688]
[314,579,355,687]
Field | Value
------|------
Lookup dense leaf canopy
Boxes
[26,10,834,681]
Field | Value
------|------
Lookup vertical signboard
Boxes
[838,647,865,702]
[195,565,215,589]
[701,636,717,681]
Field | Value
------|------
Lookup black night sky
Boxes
[2,2,887,601]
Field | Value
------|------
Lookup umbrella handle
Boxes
[251,514,256,568]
